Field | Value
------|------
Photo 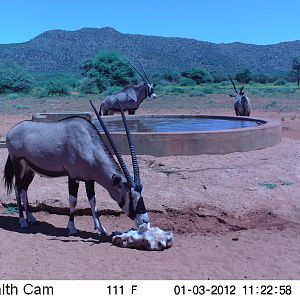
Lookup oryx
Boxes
[228,74,251,116]
[99,61,156,116]
[3,100,149,236]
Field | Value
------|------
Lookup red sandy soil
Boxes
[0,101,300,279]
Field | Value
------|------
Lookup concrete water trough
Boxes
[1,113,282,156]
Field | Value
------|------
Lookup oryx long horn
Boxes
[239,86,244,94]
[116,99,141,187]
[126,59,148,83]
[89,100,134,187]
[137,60,150,84]
[228,74,238,94]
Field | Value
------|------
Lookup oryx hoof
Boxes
[27,214,38,225]
[68,230,78,237]
[67,221,78,236]
[96,225,107,237]
[98,231,108,237]
[27,219,39,225]
[19,217,29,229]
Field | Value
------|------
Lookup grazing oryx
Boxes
[228,74,251,116]
[99,61,156,116]
[3,100,149,236]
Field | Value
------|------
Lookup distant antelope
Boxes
[228,74,251,116]
[3,100,149,236]
[99,61,156,116]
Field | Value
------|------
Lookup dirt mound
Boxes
[149,205,298,235]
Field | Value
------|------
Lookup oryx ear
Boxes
[153,83,157,87]
[111,174,122,187]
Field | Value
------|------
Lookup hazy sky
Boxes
[0,0,299,45]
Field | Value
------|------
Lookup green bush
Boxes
[0,63,33,93]
[162,86,185,95]
[4,93,20,100]
[76,77,97,94]
[253,73,273,84]
[45,80,70,95]
[79,52,137,93]
[178,77,197,86]
[160,72,180,83]
[273,79,288,85]
[31,87,49,98]
[211,72,227,83]
[235,69,253,84]
[181,68,213,84]
[202,86,214,94]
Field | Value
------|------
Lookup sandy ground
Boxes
[0,96,300,279]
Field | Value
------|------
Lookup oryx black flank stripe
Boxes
[24,158,67,177]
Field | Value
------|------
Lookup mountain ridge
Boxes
[0,27,299,74]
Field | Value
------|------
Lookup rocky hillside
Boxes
[0,27,299,74]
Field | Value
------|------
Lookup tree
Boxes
[79,52,136,93]
[235,69,252,84]
[181,68,213,84]
[292,58,300,86]
[0,63,33,93]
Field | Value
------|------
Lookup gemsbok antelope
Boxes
[3,100,149,236]
[228,74,251,116]
[99,61,156,116]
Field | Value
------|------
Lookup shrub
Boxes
[4,93,20,100]
[45,80,70,95]
[76,77,97,94]
[31,87,49,98]
[202,86,214,94]
[253,73,272,84]
[0,63,33,93]
[273,79,288,85]
[79,52,136,93]
[178,77,197,86]
[181,68,213,84]
[211,72,227,83]
[235,69,253,84]
[160,72,180,83]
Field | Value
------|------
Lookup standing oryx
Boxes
[99,61,156,116]
[3,100,149,236]
[228,74,251,116]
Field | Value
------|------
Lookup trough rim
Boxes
[94,114,281,135]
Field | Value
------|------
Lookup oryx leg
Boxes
[235,109,240,116]
[14,186,28,228]
[85,181,107,236]
[67,177,79,235]
[20,166,37,225]
[128,109,136,115]
[11,158,29,228]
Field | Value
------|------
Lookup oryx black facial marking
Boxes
[99,60,156,116]
[3,102,149,234]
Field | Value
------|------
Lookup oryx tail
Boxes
[3,155,14,194]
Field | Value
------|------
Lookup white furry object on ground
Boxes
[112,225,174,251]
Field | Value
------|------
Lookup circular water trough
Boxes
[93,115,282,156]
